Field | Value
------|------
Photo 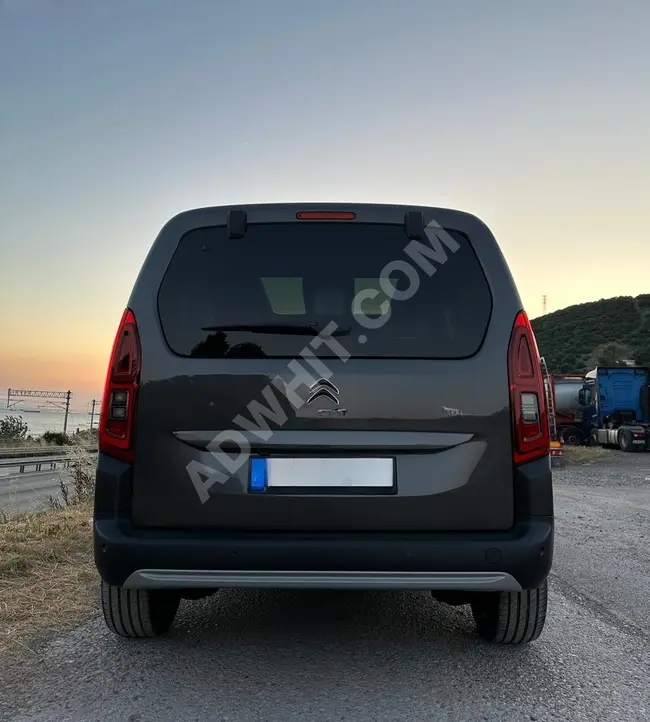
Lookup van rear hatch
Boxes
[128,205,522,532]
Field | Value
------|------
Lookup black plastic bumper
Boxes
[94,516,552,590]
[94,454,554,591]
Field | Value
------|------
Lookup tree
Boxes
[634,342,650,367]
[0,415,29,440]
[589,342,632,368]
[531,294,647,373]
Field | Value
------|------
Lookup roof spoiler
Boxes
[229,208,427,239]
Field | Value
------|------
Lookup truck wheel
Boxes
[561,427,584,446]
[470,580,548,644]
[100,580,180,638]
[619,430,633,452]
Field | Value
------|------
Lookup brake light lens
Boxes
[98,309,141,462]
[296,211,356,220]
[508,310,549,465]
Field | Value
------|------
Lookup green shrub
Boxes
[0,416,29,440]
[41,431,72,446]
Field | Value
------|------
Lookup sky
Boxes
[1,0,649,405]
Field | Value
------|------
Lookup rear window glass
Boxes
[157,222,492,359]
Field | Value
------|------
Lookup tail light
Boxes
[508,310,549,465]
[98,309,141,462]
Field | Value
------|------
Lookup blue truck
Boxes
[578,366,650,451]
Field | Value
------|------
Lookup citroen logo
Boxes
[307,378,340,405]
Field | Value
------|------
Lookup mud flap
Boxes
[550,440,565,469]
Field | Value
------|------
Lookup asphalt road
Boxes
[0,469,66,516]
[1,453,649,722]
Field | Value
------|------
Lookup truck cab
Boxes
[578,366,650,451]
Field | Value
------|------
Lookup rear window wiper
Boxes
[201,323,351,337]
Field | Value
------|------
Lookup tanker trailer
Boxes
[552,374,587,445]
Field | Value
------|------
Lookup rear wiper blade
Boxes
[201,323,351,337]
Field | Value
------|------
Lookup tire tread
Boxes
[100,581,179,638]
[471,580,548,645]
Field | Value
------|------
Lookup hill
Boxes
[531,294,650,373]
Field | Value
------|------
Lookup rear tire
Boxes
[470,580,548,644]
[100,580,180,638]
[619,429,633,452]
[561,427,584,446]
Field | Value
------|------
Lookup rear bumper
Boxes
[94,453,553,591]
[94,516,553,591]
[123,569,523,591]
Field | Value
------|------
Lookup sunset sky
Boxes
[1,0,649,405]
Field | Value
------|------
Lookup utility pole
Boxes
[542,295,547,314]
[89,399,101,429]
[63,390,71,434]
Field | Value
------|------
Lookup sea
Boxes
[0,406,98,437]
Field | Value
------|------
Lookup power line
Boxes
[7,388,73,433]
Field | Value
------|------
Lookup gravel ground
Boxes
[553,452,650,636]
[1,451,649,722]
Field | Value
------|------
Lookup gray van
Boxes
[94,203,553,644]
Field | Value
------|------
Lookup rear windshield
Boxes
[157,222,492,359]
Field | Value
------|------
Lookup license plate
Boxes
[250,457,394,491]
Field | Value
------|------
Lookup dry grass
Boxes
[0,430,97,454]
[0,503,97,654]
[562,444,613,464]
[0,438,60,453]
[0,505,98,656]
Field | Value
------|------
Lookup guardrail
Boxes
[0,445,97,460]
[0,451,98,474]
